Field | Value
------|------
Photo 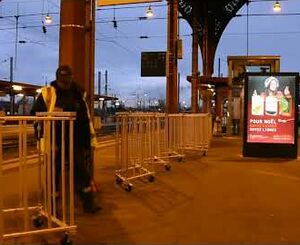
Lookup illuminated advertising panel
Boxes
[243,73,299,158]
[247,75,295,143]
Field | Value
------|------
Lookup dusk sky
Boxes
[0,0,300,106]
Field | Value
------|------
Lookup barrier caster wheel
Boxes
[148,175,155,182]
[61,234,72,245]
[165,165,171,171]
[125,184,132,192]
[32,213,44,228]
[116,177,122,185]
[177,157,183,162]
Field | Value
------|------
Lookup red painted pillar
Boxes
[59,0,95,114]
[166,0,179,113]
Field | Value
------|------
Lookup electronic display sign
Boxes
[141,51,166,77]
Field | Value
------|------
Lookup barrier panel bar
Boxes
[0,120,3,243]
[69,120,74,226]
[51,121,57,220]
[61,120,66,224]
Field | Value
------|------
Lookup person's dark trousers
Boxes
[55,146,91,192]
[73,146,92,192]
[54,145,99,213]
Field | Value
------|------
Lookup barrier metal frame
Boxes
[115,112,212,191]
[116,113,155,191]
[0,112,76,244]
[182,113,212,155]
[166,114,185,161]
[151,114,182,169]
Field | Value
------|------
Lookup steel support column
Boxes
[200,15,219,113]
[227,58,233,135]
[202,15,209,77]
[191,12,199,113]
[200,16,217,78]
[166,0,178,114]
[59,0,95,114]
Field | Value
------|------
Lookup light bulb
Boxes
[44,14,52,25]
[146,6,154,18]
[273,1,281,12]
[12,85,22,91]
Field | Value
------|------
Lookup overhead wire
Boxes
[0,0,42,4]
[0,2,167,20]
[4,21,297,38]
[1,15,299,36]
[224,31,300,36]
[0,1,299,63]
[97,33,191,40]
[96,3,167,11]
[106,21,145,51]
[96,34,136,54]
[48,0,60,10]
[95,31,137,77]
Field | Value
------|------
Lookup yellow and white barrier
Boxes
[182,113,212,155]
[0,112,76,244]
[115,113,155,191]
[115,112,212,191]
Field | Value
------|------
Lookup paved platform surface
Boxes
[73,136,300,244]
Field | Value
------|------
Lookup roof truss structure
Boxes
[178,0,247,75]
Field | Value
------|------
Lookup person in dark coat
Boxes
[31,65,100,213]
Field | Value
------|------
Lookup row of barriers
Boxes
[0,112,212,241]
[0,113,76,245]
[115,113,212,191]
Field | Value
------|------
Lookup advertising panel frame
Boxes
[243,72,299,158]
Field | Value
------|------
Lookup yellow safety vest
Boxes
[40,86,97,147]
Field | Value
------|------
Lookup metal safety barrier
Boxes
[0,112,76,245]
[182,113,212,155]
[167,114,185,160]
[152,114,172,170]
[166,113,212,156]
[116,113,155,191]
[115,112,212,191]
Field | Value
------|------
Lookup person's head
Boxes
[265,76,279,92]
[56,65,73,90]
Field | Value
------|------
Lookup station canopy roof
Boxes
[0,80,41,97]
[94,94,119,101]
[0,80,118,101]
[178,0,246,46]
[178,0,247,75]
